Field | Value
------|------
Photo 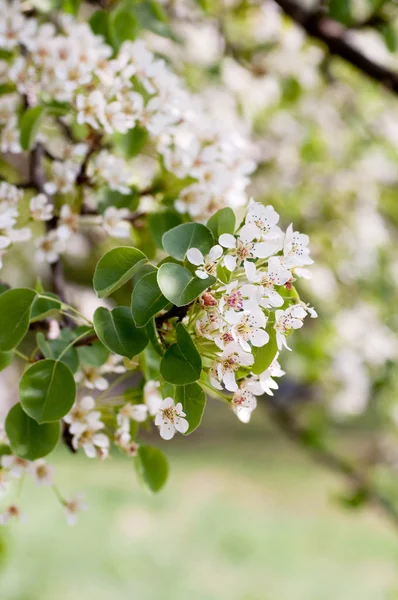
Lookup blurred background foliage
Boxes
[3,0,398,597]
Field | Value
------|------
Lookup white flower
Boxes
[29,194,53,222]
[231,388,257,423]
[155,397,189,440]
[75,366,109,391]
[187,245,223,279]
[282,224,313,268]
[239,203,281,243]
[1,455,28,478]
[29,460,55,486]
[56,205,79,240]
[274,305,307,350]
[44,160,79,195]
[102,207,131,239]
[225,309,269,352]
[35,230,65,264]
[243,257,292,308]
[64,493,87,526]
[211,341,254,392]
[143,381,163,416]
[218,234,254,272]
[0,504,26,525]
[64,396,99,434]
[76,90,106,129]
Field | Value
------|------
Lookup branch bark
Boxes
[272,0,398,95]
[265,398,398,531]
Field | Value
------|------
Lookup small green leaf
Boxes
[116,126,149,158]
[131,270,169,327]
[148,211,183,248]
[207,207,236,238]
[77,331,110,367]
[251,328,278,375]
[0,351,13,372]
[175,382,206,433]
[30,293,61,322]
[93,246,147,298]
[0,288,36,351]
[135,445,169,493]
[19,106,46,151]
[162,222,214,260]
[36,332,79,373]
[19,359,76,424]
[5,403,60,461]
[93,306,149,359]
[99,187,139,213]
[110,7,139,50]
[157,263,215,307]
[160,323,201,385]
[89,9,111,42]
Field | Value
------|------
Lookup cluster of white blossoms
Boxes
[0,1,255,271]
[189,201,316,422]
[0,183,32,268]
[0,447,86,526]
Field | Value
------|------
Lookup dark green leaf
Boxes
[89,9,111,42]
[19,359,76,423]
[207,207,236,238]
[0,351,13,372]
[157,263,215,307]
[162,222,214,260]
[30,293,61,322]
[93,306,148,358]
[131,270,169,327]
[148,211,183,248]
[99,187,139,213]
[110,7,139,50]
[36,332,79,373]
[19,106,46,151]
[0,288,36,351]
[116,126,149,158]
[160,323,201,385]
[135,445,169,492]
[93,246,147,298]
[6,403,60,460]
[175,382,206,433]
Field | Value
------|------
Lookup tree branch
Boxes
[265,398,398,531]
[271,0,398,94]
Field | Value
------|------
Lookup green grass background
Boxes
[0,410,398,600]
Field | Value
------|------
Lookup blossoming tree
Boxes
[0,0,398,528]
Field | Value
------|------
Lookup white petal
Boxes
[239,223,258,242]
[244,260,256,281]
[175,417,189,433]
[250,329,270,347]
[195,269,209,279]
[224,255,237,271]
[187,247,204,266]
[219,233,236,249]
[159,423,175,440]
[223,370,238,392]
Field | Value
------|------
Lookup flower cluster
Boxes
[190,201,316,421]
[0,1,255,273]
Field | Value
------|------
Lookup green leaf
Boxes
[381,24,397,52]
[19,359,76,424]
[93,306,148,359]
[157,263,215,307]
[0,351,13,372]
[135,445,169,493]
[110,7,139,50]
[77,332,110,367]
[0,288,36,351]
[162,222,214,260]
[89,9,111,42]
[148,211,183,248]
[36,332,79,373]
[131,271,169,327]
[175,382,206,433]
[5,403,60,461]
[116,126,148,158]
[93,246,147,298]
[251,328,278,375]
[207,207,236,238]
[30,293,61,322]
[328,0,352,24]
[63,0,81,15]
[160,323,201,385]
[19,106,46,151]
